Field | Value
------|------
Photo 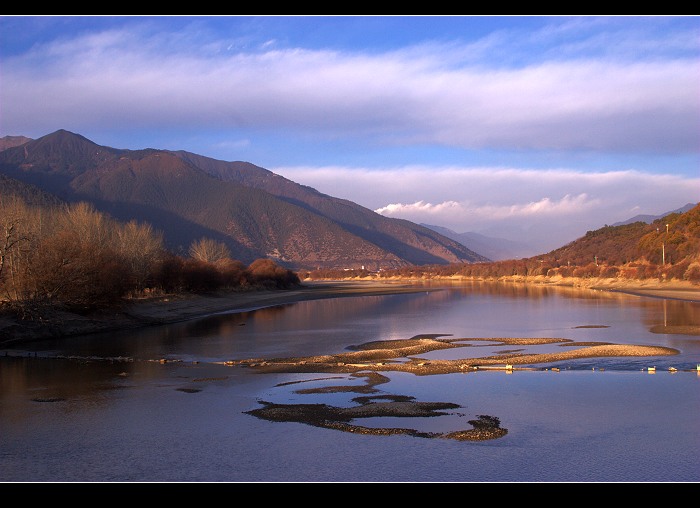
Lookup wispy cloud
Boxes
[3,20,698,155]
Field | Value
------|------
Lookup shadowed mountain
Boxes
[173,151,489,266]
[0,172,65,208]
[0,130,487,270]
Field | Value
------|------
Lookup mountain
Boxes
[611,203,697,226]
[421,224,540,261]
[530,202,700,271]
[0,135,32,152]
[0,130,487,270]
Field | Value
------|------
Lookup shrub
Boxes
[685,262,700,283]
[246,258,300,289]
[181,259,222,293]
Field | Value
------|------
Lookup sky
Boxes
[1,15,698,252]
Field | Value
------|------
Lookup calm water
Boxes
[1,281,699,482]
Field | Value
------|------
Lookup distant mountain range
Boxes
[0,130,488,270]
[421,224,540,261]
[611,203,697,226]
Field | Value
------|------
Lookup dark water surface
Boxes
[1,281,699,482]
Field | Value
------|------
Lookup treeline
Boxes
[0,196,299,319]
[303,204,700,284]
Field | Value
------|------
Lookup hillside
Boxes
[542,204,700,271]
[0,173,65,208]
[172,152,488,266]
[307,203,700,284]
[0,129,486,270]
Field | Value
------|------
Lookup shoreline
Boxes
[338,274,700,302]
[0,281,433,345]
[1,277,699,345]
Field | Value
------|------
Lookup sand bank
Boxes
[226,335,682,376]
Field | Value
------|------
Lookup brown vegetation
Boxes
[0,196,300,321]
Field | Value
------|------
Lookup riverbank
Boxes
[341,274,700,302]
[0,281,430,345]
[1,277,698,345]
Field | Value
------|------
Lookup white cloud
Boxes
[375,200,464,215]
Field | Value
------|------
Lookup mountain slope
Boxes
[0,130,486,270]
[420,224,542,261]
[544,202,700,268]
[172,151,489,265]
[360,203,700,284]
[0,173,65,208]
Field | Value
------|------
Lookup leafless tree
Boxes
[189,237,231,264]
[116,220,165,291]
[0,196,44,304]
[60,201,114,255]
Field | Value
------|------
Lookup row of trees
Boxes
[304,257,700,283]
[0,197,299,318]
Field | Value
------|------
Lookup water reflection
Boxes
[644,298,700,328]
[0,355,132,419]
[4,282,699,365]
[2,281,700,482]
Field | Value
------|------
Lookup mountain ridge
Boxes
[0,129,487,270]
[611,203,696,227]
[420,224,541,261]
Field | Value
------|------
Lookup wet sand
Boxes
[224,335,682,376]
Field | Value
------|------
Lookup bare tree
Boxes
[116,220,165,291]
[29,230,128,311]
[189,237,231,264]
[60,201,114,255]
[0,196,43,303]
[0,213,25,282]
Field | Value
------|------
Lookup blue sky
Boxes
[1,16,698,252]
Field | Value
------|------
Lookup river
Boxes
[1,281,698,482]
